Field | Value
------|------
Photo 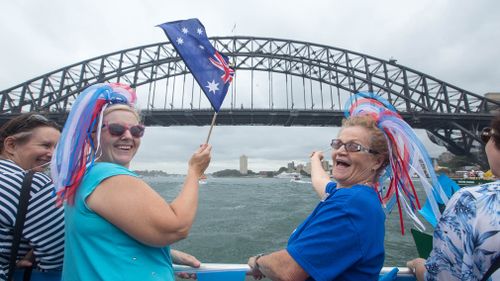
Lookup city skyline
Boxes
[2,1,498,174]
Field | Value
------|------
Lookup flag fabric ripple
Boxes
[158,18,234,112]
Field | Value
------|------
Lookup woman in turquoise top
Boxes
[51,83,211,281]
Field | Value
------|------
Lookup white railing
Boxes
[173,263,416,278]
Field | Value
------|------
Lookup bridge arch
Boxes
[1,36,498,165]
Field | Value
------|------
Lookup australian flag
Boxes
[158,18,234,112]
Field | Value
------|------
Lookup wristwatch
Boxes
[254,253,265,270]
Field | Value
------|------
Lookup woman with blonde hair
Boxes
[51,83,211,281]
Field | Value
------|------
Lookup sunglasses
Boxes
[2,114,59,138]
[103,122,145,138]
[27,114,51,122]
[480,127,496,144]
[330,139,379,154]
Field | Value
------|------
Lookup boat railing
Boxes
[173,263,415,278]
[174,263,249,273]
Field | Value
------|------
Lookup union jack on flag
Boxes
[209,51,234,84]
[158,18,234,112]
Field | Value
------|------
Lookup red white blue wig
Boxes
[51,83,137,204]
[345,92,449,234]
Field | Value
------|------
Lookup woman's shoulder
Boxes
[0,159,22,171]
[93,162,127,169]
[331,185,380,206]
[0,160,52,184]
[85,162,138,180]
[91,162,136,174]
[77,163,139,199]
[24,172,53,195]
[343,184,378,197]
[450,180,500,201]
[32,171,53,185]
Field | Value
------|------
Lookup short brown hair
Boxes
[0,113,61,153]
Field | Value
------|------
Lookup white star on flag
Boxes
[199,45,205,50]
[206,80,219,94]
[176,37,184,45]
[182,27,188,34]
[197,28,203,35]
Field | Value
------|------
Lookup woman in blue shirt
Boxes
[247,114,389,281]
[247,93,442,281]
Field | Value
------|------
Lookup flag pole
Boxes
[205,112,218,144]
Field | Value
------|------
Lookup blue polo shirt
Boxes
[287,182,385,281]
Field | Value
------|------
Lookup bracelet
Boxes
[254,253,265,270]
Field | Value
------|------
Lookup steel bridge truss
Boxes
[1,36,499,165]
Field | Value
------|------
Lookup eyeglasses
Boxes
[11,114,53,132]
[330,139,379,154]
[103,122,145,138]
[481,127,497,144]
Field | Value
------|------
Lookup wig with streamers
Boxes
[51,83,137,204]
[344,92,449,234]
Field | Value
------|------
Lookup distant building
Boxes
[462,165,480,171]
[298,160,330,175]
[240,155,248,175]
[438,151,454,163]
[304,162,312,174]
[485,92,500,113]
[287,161,295,172]
[259,171,274,177]
[321,160,330,172]
[296,164,305,173]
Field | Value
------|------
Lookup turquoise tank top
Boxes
[62,162,174,281]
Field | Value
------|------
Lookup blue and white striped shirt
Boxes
[0,159,64,280]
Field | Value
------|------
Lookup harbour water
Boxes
[148,176,427,278]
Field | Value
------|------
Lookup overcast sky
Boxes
[1,0,499,174]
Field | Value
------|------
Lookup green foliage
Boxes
[436,152,490,171]
[437,155,475,171]
[212,169,243,177]
[276,167,287,174]
[300,170,311,177]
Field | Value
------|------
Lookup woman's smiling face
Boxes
[8,126,60,171]
[331,125,383,188]
[98,110,141,168]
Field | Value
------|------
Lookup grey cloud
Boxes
[0,0,494,173]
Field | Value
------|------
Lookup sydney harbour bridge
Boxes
[1,36,499,165]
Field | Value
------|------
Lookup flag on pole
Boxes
[158,18,234,112]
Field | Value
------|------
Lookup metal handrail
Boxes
[173,263,415,277]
